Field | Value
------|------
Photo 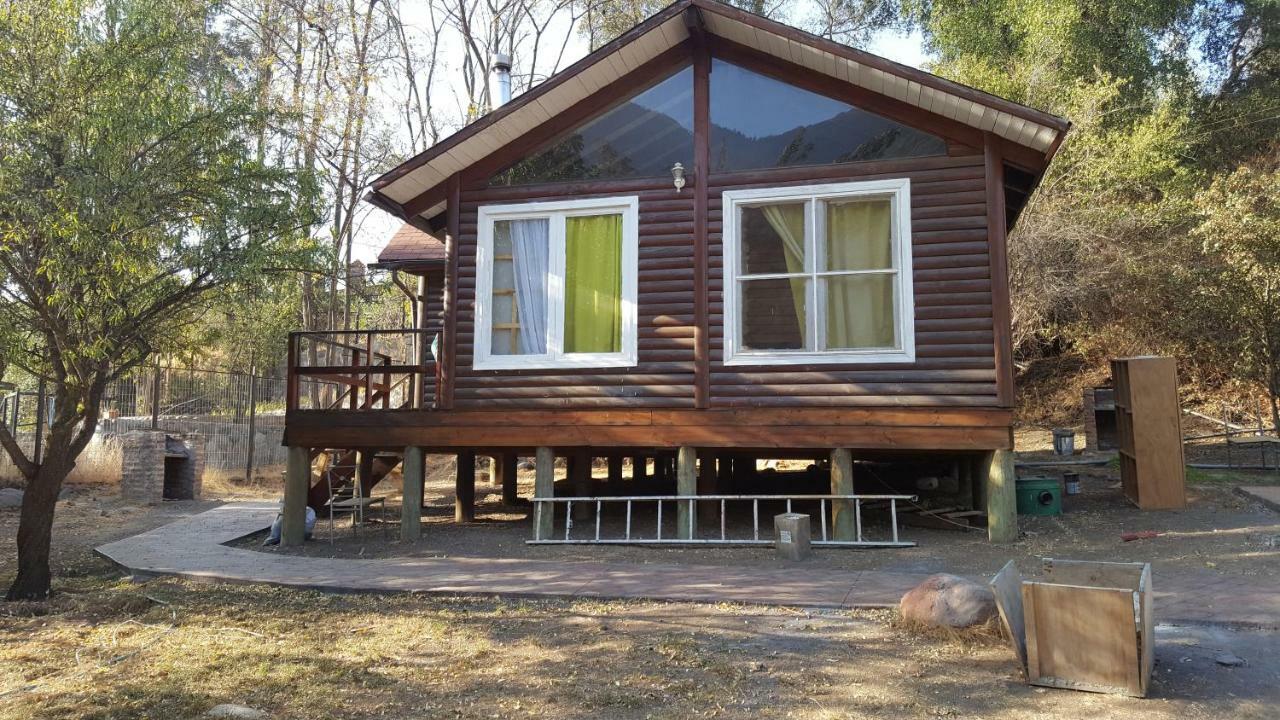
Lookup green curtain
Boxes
[825,200,896,349]
[564,214,622,353]
[760,204,808,347]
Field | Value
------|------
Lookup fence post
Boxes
[33,378,46,465]
[150,365,162,430]
[244,365,258,483]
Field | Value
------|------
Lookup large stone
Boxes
[205,704,268,719]
[899,573,997,628]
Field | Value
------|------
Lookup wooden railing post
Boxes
[286,334,299,412]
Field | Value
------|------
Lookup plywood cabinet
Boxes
[1111,356,1185,509]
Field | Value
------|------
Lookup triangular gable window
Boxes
[710,60,946,173]
[489,65,694,186]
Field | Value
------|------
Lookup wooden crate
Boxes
[1112,356,1185,509]
[990,559,1154,697]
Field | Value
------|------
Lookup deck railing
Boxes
[287,329,436,412]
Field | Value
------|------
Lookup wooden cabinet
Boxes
[1111,356,1185,509]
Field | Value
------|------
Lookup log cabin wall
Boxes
[706,153,999,408]
[446,150,999,411]
[452,180,699,409]
[419,266,445,406]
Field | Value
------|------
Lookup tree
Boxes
[1192,162,1280,431]
[0,0,318,600]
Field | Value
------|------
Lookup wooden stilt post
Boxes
[498,452,519,505]
[281,446,310,546]
[830,448,856,541]
[676,446,696,540]
[401,447,425,541]
[534,447,554,540]
[607,455,623,484]
[984,449,1017,543]
[455,452,476,523]
[697,450,717,525]
[632,455,647,482]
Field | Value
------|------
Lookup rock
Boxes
[205,704,268,719]
[899,573,997,629]
[517,460,535,471]
[0,488,23,508]
[1214,652,1245,667]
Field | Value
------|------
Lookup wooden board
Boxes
[1041,558,1146,591]
[989,560,1027,677]
[1023,581,1143,697]
[1139,564,1154,694]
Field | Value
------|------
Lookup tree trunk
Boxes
[6,454,73,600]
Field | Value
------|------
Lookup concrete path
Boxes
[96,502,1280,626]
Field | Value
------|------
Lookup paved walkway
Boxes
[96,503,1280,626]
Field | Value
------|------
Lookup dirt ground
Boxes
[1,491,1278,720]
[248,430,1280,588]
[1,442,1279,718]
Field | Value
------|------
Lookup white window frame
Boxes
[474,195,639,371]
[721,179,915,366]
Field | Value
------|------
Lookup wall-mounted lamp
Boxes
[671,162,686,192]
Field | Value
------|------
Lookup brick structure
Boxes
[1082,389,1098,451]
[121,430,205,502]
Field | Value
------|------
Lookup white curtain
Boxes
[510,218,549,354]
[760,204,808,347]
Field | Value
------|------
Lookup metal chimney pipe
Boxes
[491,52,512,108]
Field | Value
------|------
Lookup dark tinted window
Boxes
[710,60,946,172]
[490,66,694,186]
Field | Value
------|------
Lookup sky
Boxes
[350,17,930,266]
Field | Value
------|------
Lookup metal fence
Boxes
[0,367,288,482]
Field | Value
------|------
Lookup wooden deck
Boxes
[283,406,1013,452]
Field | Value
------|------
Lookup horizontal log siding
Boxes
[707,154,999,407]
[452,180,698,408]
[421,267,445,406]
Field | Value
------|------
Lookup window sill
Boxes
[472,353,638,372]
[723,349,915,367]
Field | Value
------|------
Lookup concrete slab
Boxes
[1237,486,1280,513]
[95,503,1280,626]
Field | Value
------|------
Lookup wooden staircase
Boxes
[304,357,415,510]
[307,449,404,510]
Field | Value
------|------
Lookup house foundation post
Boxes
[401,447,425,541]
[281,446,310,546]
[676,446,696,540]
[631,455,646,483]
[497,452,519,505]
[607,455,624,485]
[569,449,591,519]
[983,449,1017,543]
[455,452,476,523]
[830,448,856,541]
[534,447,555,540]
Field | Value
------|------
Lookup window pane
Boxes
[491,218,549,355]
[564,214,622,353]
[825,199,892,271]
[741,277,809,350]
[741,202,806,276]
[490,66,694,186]
[825,274,897,349]
[710,60,946,172]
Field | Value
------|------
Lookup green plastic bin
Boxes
[1016,476,1062,516]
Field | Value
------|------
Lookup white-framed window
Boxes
[721,179,915,366]
[474,195,639,370]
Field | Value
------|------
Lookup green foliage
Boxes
[0,0,318,387]
[0,0,320,598]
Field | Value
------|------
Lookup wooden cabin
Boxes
[279,0,1069,546]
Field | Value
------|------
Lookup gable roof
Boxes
[368,0,1069,229]
[375,223,446,268]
